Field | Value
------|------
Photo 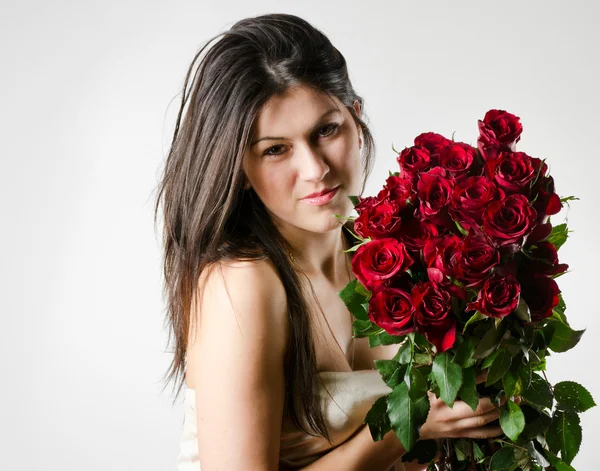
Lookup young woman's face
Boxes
[243,85,363,234]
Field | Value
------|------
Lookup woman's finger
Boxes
[458,425,504,439]
[444,397,498,420]
[475,370,488,384]
[452,407,500,430]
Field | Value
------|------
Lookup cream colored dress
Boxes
[176,369,406,470]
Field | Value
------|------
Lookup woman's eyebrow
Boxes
[251,108,342,146]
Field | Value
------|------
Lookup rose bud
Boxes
[518,273,561,322]
[412,281,457,352]
[417,167,455,219]
[414,132,453,162]
[398,216,440,253]
[396,145,431,179]
[377,174,415,207]
[439,142,477,177]
[452,231,500,287]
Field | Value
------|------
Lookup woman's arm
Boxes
[187,258,290,470]
[298,424,406,471]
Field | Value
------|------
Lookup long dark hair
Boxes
[153,13,376,441]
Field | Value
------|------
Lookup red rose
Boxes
[522,241,569,276]
[368,288,415,336]
[355,195,379,213]
[485,151,545,194]
[417,167,455,219]
[377,175,415,207]
[399,216,440,252]
[414,132,453,162]
[482,194,537,246]
[423,234,462,281]
[354,199,402,239]
[477,110,523,161]
[397,145,431,178]
[449,176,503,230]
[352,238,414,292]
[532,175,562,221]
[467,273,520,318]
[439,143,477,177]
[452,231,500,287]
[518,274,560,322]
[412,282,456,352]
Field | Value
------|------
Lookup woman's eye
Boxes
[262,124,340,157]
[318,123,339,137]
[263,145,285,157]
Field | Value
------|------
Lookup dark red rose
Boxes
[354,199,402,239]
[519,274,560,322]
[485,151,545,194]
[452,231,500,287]
[477,110,523,161]
[368,288,416,336]
[482,194,537,246]
[417,167,455,218]
[377,175,415,207]
[522,241,569,276]
[449,176,504,230]
[423,234,462,281]
[399,216,440,252]
[467,273,520,318]
[352,238,414,292]
[355,195,379,213]
[439,143,477,177]
[414,132,453,162]
[532,175,562,221]
[412,282,456,352]
[397,145,431,178]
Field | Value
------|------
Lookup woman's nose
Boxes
[296,144,330,182]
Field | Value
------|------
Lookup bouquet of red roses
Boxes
[338,110,595,470]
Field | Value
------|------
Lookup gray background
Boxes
[1,0,598,469]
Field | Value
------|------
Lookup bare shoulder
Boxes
[186,257,289,387]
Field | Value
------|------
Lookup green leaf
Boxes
[339,279,368,320]
[454,335,478,368]
[364,395,391,441]
[473,321,506,359]
[473,441,485,462]
[431,353,463,407]
[546,409,582,464]
[387,382,430,451]
[374,360,407,389]
[400,439,438,464]
[348,195,360,206]
[369,331,406,347]
[522,374,554,410]
[544,449,576,471]
[487,349,513,386]
[547,223,569,251]
[482,349,500,369]
[554,381,596,412]
[463,311,486,333]
[458,366,478,411]
[407,367,428,402]
[352,319,382,338]
[454,219,469,236]
[394,339,413,364]
[500,399,525,441]
[547,321,585,353]
[521,406,552,440]
[490,446,515,470]
[514,297,531,322]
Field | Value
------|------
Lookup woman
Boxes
[154,13,503,470]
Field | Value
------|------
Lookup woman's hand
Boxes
[419,373,516,441]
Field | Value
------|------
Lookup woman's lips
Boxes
[301,186,340,205]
